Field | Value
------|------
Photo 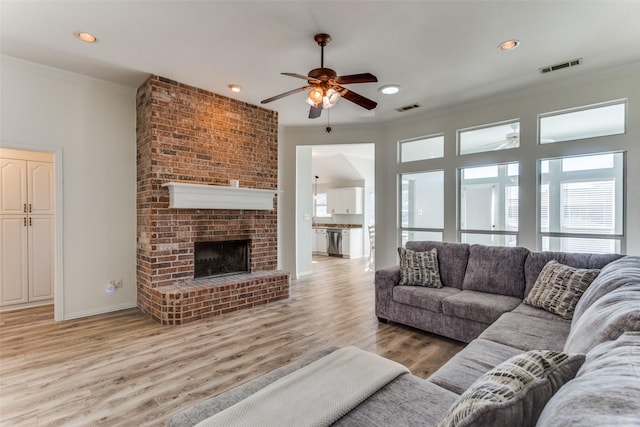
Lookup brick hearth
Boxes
[135,75,288,325]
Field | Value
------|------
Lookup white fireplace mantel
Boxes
[162,182,275,210]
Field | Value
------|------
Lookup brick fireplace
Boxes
[136,75,289,325]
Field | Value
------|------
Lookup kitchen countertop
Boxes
[312,223,363,229]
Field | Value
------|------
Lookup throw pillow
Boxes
[398,247,442,288]
[438,350,585,427]
[524,260,600,320]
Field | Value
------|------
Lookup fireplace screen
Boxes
[194,240,249,278]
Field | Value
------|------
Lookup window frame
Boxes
[457,161,520,246]
[457,118,520,156]
[537,151,626,253]
[537,99,627,145]
[313,192,331,218]
[398,170,444,247]
[398,133,445,163]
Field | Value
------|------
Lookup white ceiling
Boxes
[312,144,374,184]
[2,1,640,127]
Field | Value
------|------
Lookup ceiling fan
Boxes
[260,33,378,119]
[476,123,520,151]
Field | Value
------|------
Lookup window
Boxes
[314,192,330,218]
[399,171,444,247]
[539,100,626,144]
[458,120,520,155]
[459,162,519,246]
[539,152,624,253]
[399,134,444,162]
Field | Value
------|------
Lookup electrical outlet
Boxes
[115,278,123,288]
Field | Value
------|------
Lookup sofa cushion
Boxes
[538,332,640,427]
[564,281,640,354]
[478,311,571,351]
[572,255,640,322]
[524,260,600,320]
[438,350,585,427]
[428,338,523,395]
[461,244,529,298]
[393,285,461,313]
[441,290,521,324]
[406,241,470,289]
[523,251,622,298]
[398,247,443,288]
[511,303,563,322]
[334,375,459,427]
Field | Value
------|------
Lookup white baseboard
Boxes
[63,302,138,321]
[296,270,313,279]
[0,300,53,312]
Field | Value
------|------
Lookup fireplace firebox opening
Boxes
[194,240,249,279]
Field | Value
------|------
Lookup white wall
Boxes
[1,56,137,319]
[281,64,640,276]
[296,146,313,277]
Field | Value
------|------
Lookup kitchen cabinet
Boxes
[341,228,363,259]
[0,157,54,306]
[313,228,328,255]
[327,187,363,215]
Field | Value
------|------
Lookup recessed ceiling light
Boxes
[498,39,519,51]
[379,84,400,95]
[228,84,241,93]
[74,32,97,43]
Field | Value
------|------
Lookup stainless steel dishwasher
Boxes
[326,229,342,257]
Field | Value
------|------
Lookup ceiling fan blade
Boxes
[334,73,378,85]
[341,89,378,110]
[309,105,322,119]
[261,86,310,104]
[282,72,321,84]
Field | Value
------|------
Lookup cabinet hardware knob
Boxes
[29,203,32,213]
[24,217,27,226]
[29,217,32,226]
[24,203,27,213]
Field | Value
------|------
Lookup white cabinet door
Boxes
[312,229,317,253]
[28,162,54,215]
[315,229,328,254]
[0,216,29,305]
[327,187,363,215]
[342,187,363,214]
[29,215,54,301]
[341,228,364,259]
[327,189,341,215]
[0,158,28,215]
[342,229,351,256]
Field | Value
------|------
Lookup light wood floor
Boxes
[0,256,464,426]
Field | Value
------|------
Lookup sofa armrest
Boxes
[375,266,401,321]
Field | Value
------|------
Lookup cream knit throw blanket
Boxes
[195,346,409,427]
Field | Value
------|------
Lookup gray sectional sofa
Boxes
[169,242,640,426]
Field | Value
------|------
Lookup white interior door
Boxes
[0,216,29,305]
[1,158,27,215]
[28,215,54,301]
[28,161,54,215]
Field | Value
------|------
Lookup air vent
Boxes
[395,103,421,112]
[539,58,582,74]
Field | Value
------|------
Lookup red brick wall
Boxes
[136,76,280,319]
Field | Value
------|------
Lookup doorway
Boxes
[302,143,375,274]
[0,147,61,319]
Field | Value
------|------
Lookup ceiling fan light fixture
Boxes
[499,39,520,51]
[324,88,341,108]
[379,84,400,95]
[308,87,324,105]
